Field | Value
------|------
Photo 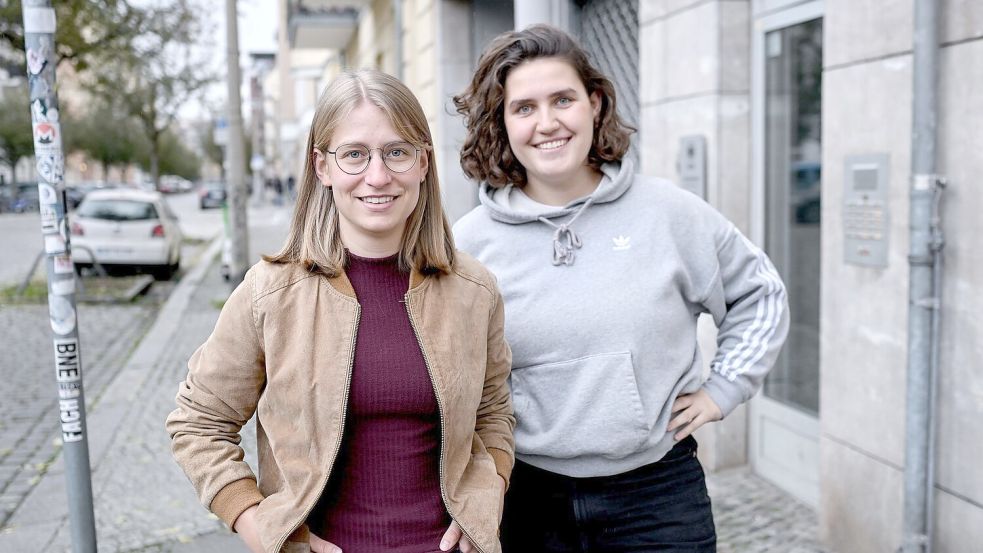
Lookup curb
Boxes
[31,235,223,478]
[0,236,226,550]
[88,236,224,470]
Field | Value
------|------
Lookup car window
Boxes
[77,199,159,221]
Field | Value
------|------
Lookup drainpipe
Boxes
[901,0,946,551]
[392,0,404,80]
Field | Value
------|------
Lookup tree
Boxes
[63,100,149,180]
[197,120,225,179]
[0,0,144,75]
[195,119,254,182]
[0,85,34,185]
[87,0,213,190]
[157,129,201,181]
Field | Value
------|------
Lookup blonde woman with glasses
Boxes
[167,69,514,553]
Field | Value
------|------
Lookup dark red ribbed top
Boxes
[308,252,448,553]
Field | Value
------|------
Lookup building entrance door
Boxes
[750,2,823,507]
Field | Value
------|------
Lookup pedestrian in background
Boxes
[286,174,296,200]
[167,69,514,553]
[453,24,789,552]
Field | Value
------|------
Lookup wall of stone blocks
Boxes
[434,0,476,222]
[819,0,983,551]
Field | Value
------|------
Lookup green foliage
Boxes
[62,100,150,176]
[157,130,201,181]
[0,279,47,304]
[197,120,224,171]
[86,0,215,188]
[0,84,33,182]
[0,0,144,74]
[1,1,214,188]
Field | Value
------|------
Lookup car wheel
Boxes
[152,259,178,280]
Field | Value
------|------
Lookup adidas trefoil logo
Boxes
[612,235,631,251]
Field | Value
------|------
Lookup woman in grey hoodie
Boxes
[453,24,790,552]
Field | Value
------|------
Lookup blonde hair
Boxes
[265,69,455,277]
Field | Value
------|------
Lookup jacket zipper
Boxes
[405,293,487,553]
[272,304,361,553]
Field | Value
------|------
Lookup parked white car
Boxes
[70,189,182,279]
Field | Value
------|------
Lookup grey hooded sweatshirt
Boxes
[453,159,789,477]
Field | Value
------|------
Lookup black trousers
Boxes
[500,436,716,553]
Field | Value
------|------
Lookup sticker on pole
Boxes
[53,338,84,443]
[53,254,74,274]
[53,338,80,383]
[26,44,49,75]
[23,7,57,34]
[49,295,76,335]
[44,233,65,254]
[51,277,75,296]
[37,153,64,184]
[33,121,62,154]
[40,203,57,233]
[31,99,59,123]
[38,183,57,205]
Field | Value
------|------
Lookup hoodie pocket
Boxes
[511,351,650,460]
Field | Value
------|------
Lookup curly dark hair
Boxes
[453,24,634,189]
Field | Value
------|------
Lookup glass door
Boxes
[749,2,823,507]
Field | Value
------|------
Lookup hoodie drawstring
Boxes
[538,197,594,266]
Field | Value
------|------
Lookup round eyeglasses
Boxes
[326,141,421,175]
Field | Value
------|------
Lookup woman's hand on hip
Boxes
[668,389,723,441]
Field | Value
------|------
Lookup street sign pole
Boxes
[20,2,98,551]
[225,0,250,286]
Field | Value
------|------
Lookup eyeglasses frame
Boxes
[325,141,422,175]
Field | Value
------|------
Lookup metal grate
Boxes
[579,0,639,164]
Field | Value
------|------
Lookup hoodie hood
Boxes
[477,158,635,224]
[475,159,635,266]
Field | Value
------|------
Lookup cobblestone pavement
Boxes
[708,468,828,553]
[0,301,156,528]
[43,253,257,552]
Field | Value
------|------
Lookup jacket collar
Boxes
[326,266,427,299]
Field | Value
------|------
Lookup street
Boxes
[0,191,225,288]
[0,212,45,287]
[0,190,290,287]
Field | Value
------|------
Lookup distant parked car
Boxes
[65,181,116,209]
[70,189,182,280]
[198,180,227,209]
[7,183,40,213]
[159,175,193,193]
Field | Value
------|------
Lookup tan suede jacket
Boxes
[166,253,514,553]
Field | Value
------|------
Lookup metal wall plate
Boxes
[844,153,890,267]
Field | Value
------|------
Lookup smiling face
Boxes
[503,57,602,204]
[314,101,427,257]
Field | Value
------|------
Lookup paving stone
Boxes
[0,300,157,527]
[708,468,830,552]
